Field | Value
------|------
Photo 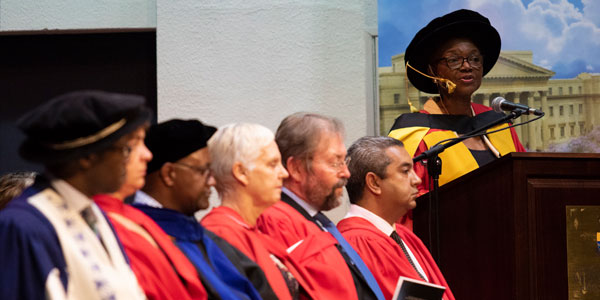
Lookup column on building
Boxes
[507,92,523,147]
[479,93,490,107]
[516,91,529,149]
[471,93,480,105]
[527,91,537,150]
[540,91,549,149]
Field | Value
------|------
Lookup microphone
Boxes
[406,61,456,94]
[491,97,544,116]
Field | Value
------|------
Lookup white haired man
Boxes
[201,123,321,300]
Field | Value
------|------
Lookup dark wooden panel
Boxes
[527,179,600,300]
[413,153,600,300]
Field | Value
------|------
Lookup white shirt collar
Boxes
[282,187,319,217]
[343,204,395,236]
[50,178,94,213]
[132,190,163,208]
[344,204,430,281]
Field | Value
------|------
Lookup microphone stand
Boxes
[413,109,524,264]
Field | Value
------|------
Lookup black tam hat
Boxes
[405,9,501,94]
[18,90,152,164]
[145,119,217,174]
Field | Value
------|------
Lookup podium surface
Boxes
[413,152,600,300]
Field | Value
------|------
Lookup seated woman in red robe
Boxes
[201,123,322,300]
[94,126,206,300]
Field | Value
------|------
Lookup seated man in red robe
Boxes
[256,113,384,300]
[337,136,455,300]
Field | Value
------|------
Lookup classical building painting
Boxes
[379,50,600,152]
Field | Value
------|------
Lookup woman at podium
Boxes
[388,9,526,198]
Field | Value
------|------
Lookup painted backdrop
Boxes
[378,0,600,152]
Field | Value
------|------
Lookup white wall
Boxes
[157,0,377,221]
[157,0,377,134]
[0,0,156,31]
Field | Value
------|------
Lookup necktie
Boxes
[269,254,300,300]
[81,206,107,252]
[314,212,385,300]
[390,231,426,281]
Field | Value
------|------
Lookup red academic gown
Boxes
[337,217,455,300]
[201,206,321,300]
[257,201,360,300]
[94,195,207,300]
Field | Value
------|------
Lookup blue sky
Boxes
[378,0,599,78]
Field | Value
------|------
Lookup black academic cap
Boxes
[18,90,152,164]
[145,119,217,174]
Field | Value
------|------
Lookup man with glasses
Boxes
[134,119,216,215]
[0,90,149,300]
[257,112,385,300]
[132,119,274,300]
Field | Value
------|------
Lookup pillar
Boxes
[527,92,537,150]
[540,91,549,149]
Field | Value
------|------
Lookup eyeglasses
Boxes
[330,160,347,171]
[173,162,211,176]
[109,144,133,158]
[438,54,483,70]
[311,158,347,172]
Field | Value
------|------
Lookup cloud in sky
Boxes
[378,0,600,78]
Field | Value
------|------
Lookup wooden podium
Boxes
[413,152,600,300]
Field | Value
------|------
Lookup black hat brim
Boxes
[145,119,217,174]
